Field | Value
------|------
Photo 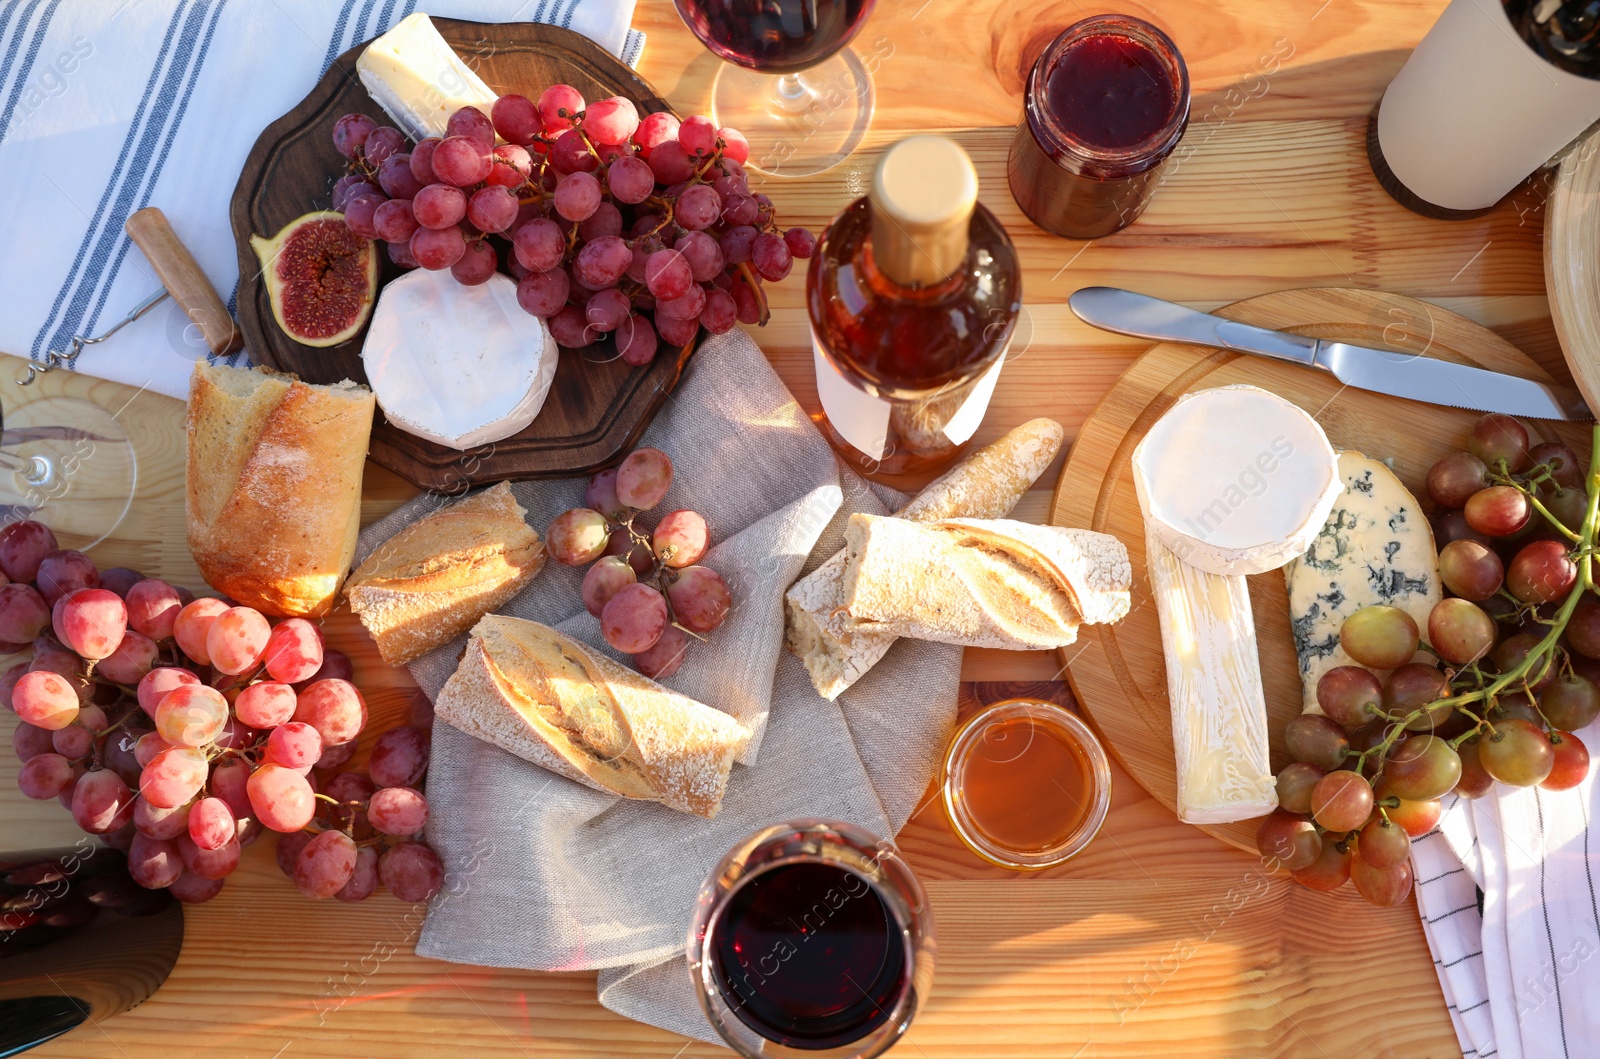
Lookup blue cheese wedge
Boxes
[1283,451,1441,713]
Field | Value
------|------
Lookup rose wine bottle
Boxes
[806,135,1021,479]
[1369,0,1600,217]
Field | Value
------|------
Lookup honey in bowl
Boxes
[942,699,1111,869]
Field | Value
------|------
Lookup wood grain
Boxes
[1545,126,1600,416]
[1050,287,1587,854]
[231,19,698,490]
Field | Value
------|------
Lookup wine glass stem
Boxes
[772,72,813,114]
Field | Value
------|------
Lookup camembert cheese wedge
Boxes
[356,13,499,143]
[1283,451,1442,712]
[1144,526,1279,824]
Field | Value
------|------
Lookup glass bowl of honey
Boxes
[941,699,1112,869]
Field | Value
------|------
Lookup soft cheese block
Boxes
[362,268,558,450]
[1144,525,1278,823]
[1132,385,1341,577]
[1283,451,1442,712]
[356,13,499,143]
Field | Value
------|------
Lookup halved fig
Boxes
[250,210,378,347]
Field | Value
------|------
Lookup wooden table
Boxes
[5,0,1558,1053]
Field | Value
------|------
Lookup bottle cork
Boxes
[868,135,978,287]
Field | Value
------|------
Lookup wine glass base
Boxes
[711,49,875,179]
[0,395,137,551]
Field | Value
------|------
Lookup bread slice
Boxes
[434,615,748,818]
[839,515,1132,650]
[784,418,1064,698]
[186,362,375,617]
[346,482,545,665]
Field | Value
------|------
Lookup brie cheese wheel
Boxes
[1144,523,1279,824]
[362,269,558,451]
[1283,451,1442,712]
[1133,385,1341,577]
[356,13,499,143]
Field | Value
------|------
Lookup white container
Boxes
[1370,0,1600,216]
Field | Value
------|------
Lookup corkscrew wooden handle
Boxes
[124,207,243,356]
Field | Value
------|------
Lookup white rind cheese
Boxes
[1144,524,1279,824]
[1132,385,1342,577]
[1283,451,1442,713]
[356,13,499,143]
[361,269,558,451]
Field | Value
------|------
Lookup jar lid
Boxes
[869,135,977,286]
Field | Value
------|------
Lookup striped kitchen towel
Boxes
[0,0,644,400]
[1414,717,1600,1059]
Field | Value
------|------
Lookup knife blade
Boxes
[1068,287,1593,422]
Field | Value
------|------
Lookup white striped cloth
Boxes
[0,0,644,401]
[1414,717,1600,1059]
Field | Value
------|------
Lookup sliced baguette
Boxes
[784,418,1064,698]
[434,615,748,818]
[347,482,545,665]
[186,362,374,617]
[840,515,1132,650]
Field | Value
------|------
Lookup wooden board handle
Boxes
[124,207,243,356]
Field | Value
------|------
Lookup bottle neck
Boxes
[867,202,971,287]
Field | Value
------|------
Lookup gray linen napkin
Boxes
[356,329,963,1043]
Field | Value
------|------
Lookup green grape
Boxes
[1316,666,1383,729]
[1453,737,1496,799]
[1381,663,1450,732]
[1478,717,1555,786]
[1289,839,1353,892]
[1382,735,1462,800]
[1311,770,1374,833]
[1275,761,1325,815]
[1540,673,1600,731]
[1339,605,1419,670]
[1351,856,1414,907]
[1357,817,1412,869]
[1427,598,1497,666]
[1255,809,1321,871]
[1438,539,1505,602]
[1284,714,1349,771]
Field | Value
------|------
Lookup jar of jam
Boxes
[1007,15,1190,240]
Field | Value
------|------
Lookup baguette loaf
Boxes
[784,418,1064,699]
[434,615,748,818]
[186,362,375,617]
[346,482,545,665]
[839,515,1132,649]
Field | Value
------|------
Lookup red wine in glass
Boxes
[671,1,880,176]
[709,862,907,1048]
[675,0,875,74]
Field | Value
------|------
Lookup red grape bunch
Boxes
[3,518,444,905]
[331,85,816,363]
[1260,413,1599,908]
[547,447,730,678]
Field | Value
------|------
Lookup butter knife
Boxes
[1069,287,1593,422]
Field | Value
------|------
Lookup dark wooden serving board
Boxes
[230,19,696,492]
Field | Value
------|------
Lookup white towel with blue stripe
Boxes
[1412,716,1600,1059]
[0,0,643,401]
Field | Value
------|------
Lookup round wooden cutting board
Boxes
[1051,287,1590,854]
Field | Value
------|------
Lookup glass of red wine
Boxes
[673,0,878,177]
[687,818,935,1058]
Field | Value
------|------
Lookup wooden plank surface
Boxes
[3,0,1560,1054]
